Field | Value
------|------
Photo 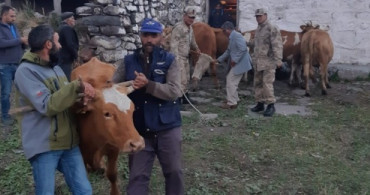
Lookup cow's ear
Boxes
[300,25,305,31]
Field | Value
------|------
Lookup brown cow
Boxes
[71,57,145,195]
[162,22,219,91]
[300,24,334,96]
[212,27,229,57]
[191,22,219,90]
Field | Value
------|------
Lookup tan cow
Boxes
[300,24,334,96]
[71,57,145,195]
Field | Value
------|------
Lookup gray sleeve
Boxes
[146,59,182,101]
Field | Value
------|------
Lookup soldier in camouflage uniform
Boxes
[249,8,283,117]
[170,6,200,104]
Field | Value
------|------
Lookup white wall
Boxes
[238,0,370,66]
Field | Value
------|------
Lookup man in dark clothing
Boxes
[112,18,184,195]
[209,4,224,28]
[58,12,79,81]
[0,5,27,126]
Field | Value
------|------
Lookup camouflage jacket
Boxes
[170,21,199,58]
[250,20,283,71]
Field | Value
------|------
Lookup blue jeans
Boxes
[0,63,17,120]
[29,146,92,195]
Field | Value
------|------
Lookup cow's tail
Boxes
[308,35,316,79]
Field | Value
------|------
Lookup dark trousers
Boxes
[127,127,184,195]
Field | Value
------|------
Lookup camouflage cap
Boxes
[184,6,197,17]
[255,8,267,16]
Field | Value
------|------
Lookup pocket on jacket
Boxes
[159,106,180,124]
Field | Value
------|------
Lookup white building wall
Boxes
[238,0,370,66]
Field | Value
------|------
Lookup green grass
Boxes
[1,84,370,194]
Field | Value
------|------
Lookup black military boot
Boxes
[251,102,264,112]
[263,103,276,117]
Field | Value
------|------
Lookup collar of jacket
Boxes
[258,19,269,28]
[21,51,51,66]
[0,22,12,28]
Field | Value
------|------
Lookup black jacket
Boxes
[58,22,79,64]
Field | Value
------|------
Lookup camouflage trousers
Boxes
[177,56,190,93]
[253,69,276,104]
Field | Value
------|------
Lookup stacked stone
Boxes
[75,0,204,64]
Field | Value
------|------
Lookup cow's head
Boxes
[300,21,320,33]
[71,57,145,153]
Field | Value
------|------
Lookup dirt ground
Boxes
[185,66,370,115]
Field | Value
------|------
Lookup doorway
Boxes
[208,0,237,28]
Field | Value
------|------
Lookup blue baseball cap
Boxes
[140,18,163,33]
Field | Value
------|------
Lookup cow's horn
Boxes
[126,86,134,94]
[120,81,133,87]
[117,81,135,94]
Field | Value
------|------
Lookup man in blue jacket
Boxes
[0,5,27,126]
[112,18,183,195]
[217,21,252,109]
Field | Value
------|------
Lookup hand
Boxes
[277,62,283,68]
[82,82,95,105]
[133,71,148,89]
[21,37,28,45]
[230,61,236,67]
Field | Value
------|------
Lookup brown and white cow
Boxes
[300,24,334,96]
[71,57,145,195]
[242,29,304,86]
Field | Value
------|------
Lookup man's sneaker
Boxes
[2,116,15,126]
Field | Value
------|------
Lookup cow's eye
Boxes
[104,112,111,118]
[106,80,112,84]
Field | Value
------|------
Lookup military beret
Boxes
[61,12,74,21]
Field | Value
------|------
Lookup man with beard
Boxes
[58,12,79,80]
[0,5,28,126]
[112,18,183,195]
[14,25,94,194]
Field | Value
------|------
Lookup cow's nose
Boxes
[128,136,145,152]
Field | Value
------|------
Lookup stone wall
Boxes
[76,0,370,70]
[75,0,206,65]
